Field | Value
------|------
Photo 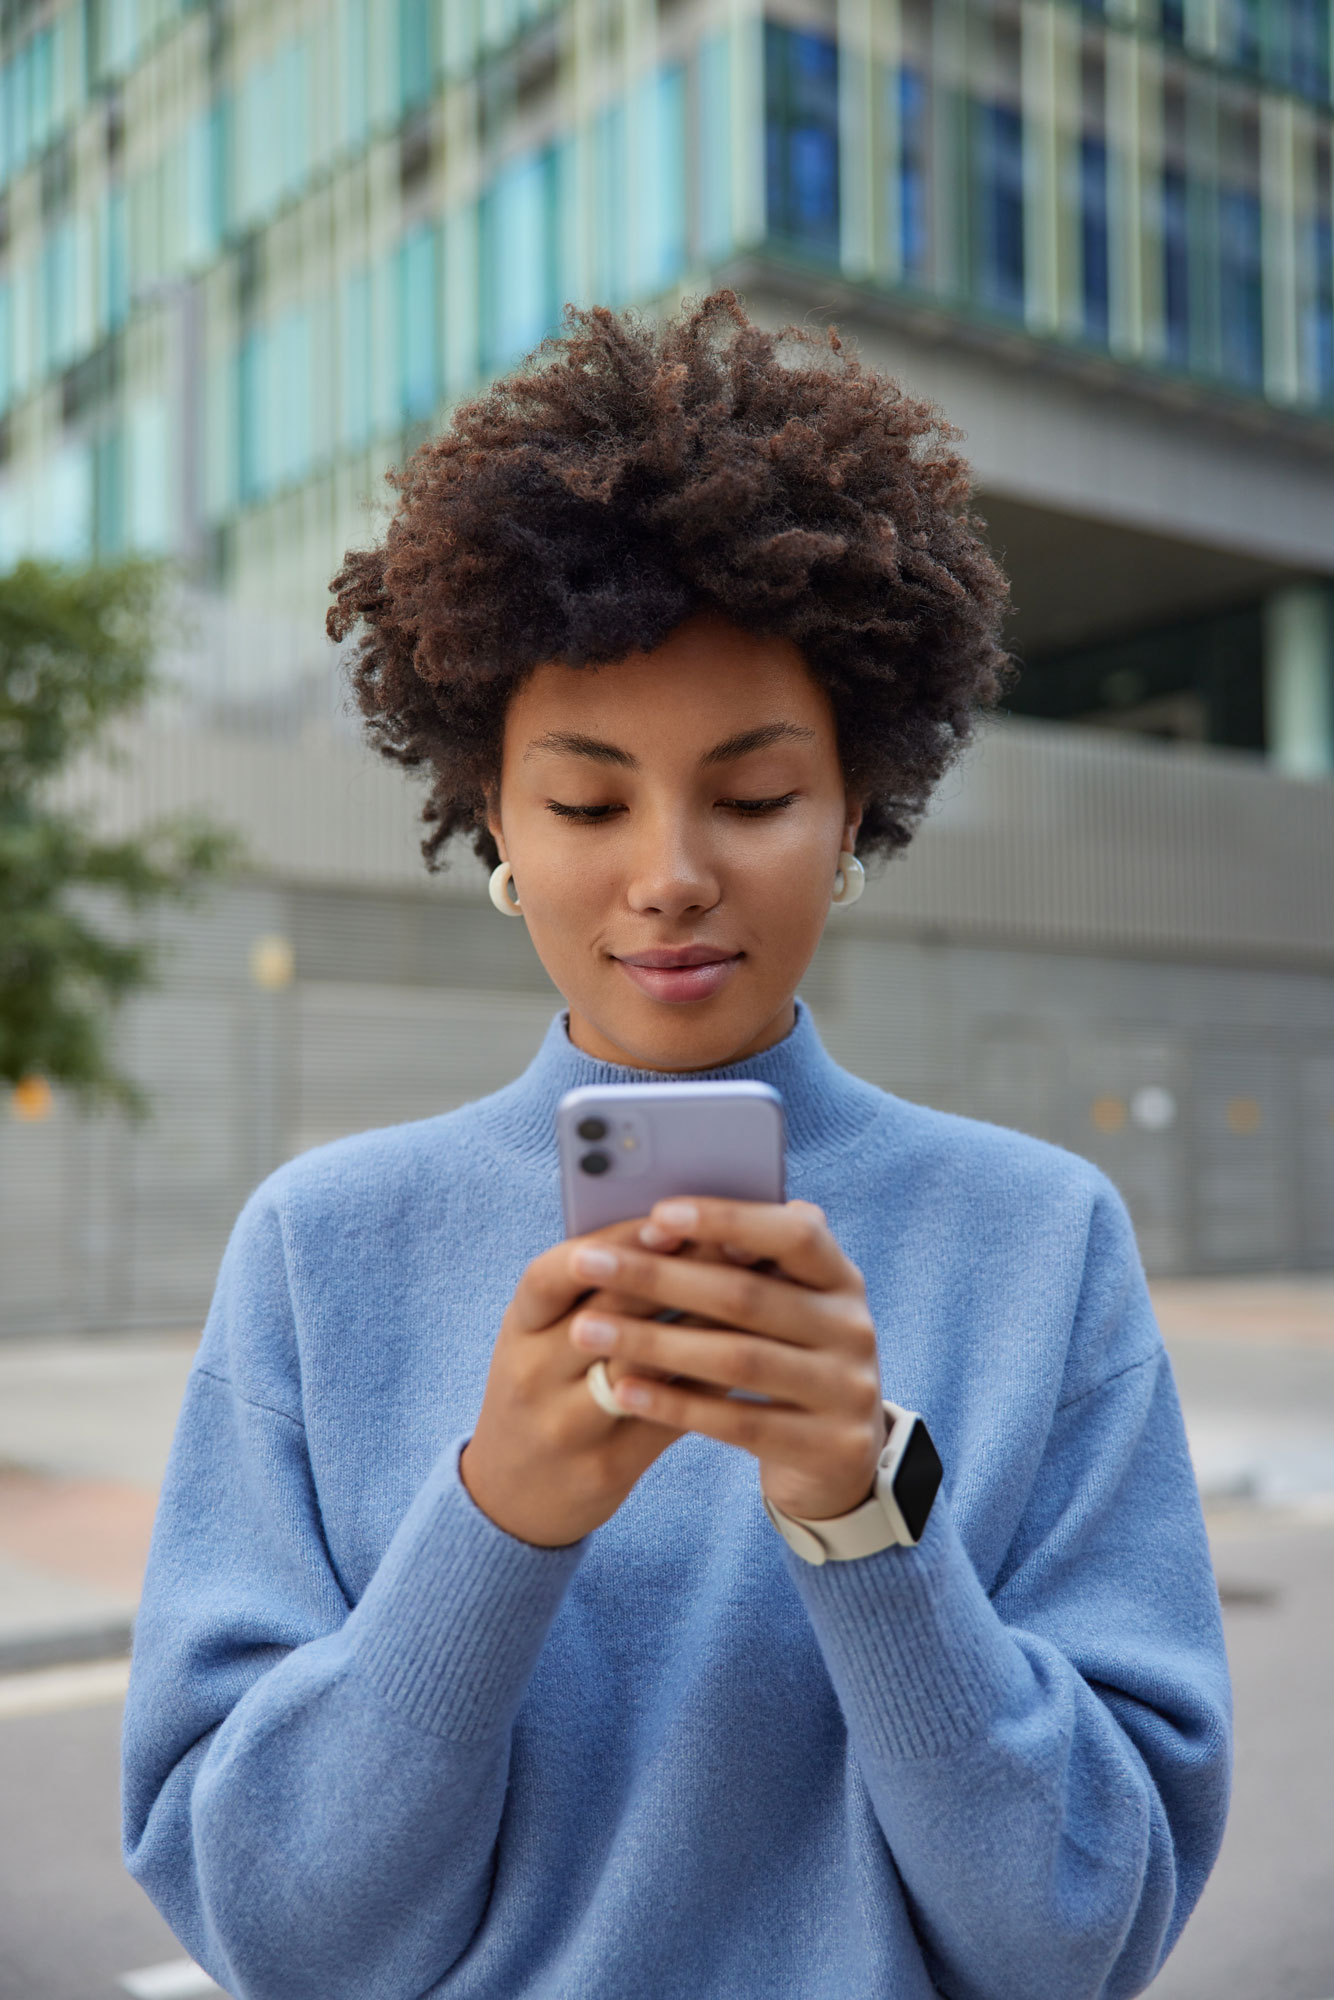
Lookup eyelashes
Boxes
[545,794,801,823]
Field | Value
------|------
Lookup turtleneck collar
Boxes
[474,999,884,1173]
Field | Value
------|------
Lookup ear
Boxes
[485,795,508,865]
[841,800,863,853]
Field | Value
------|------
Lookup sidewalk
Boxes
[0,1335,197,1672]
[0,1278,1332,1674]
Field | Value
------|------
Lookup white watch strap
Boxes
[763,1402,921,1566]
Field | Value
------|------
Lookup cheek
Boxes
[514,838,611,913]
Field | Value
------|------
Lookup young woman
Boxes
[123,293,1230,2000]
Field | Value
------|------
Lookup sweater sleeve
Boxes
[121,1190,584,2000]
[785,1187,1232,2000]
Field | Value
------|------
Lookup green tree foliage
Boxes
[0,559,238,1115]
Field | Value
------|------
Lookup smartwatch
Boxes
[763,1401,943,1566]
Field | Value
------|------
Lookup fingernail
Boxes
[616,1382,652,1412]
[572,1313,617,1352]
[639,1222,678,1248]
[722,1244,756,1264]
[573,1245,619,1279]
[654,1201,697,1231]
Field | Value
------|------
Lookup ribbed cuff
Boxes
[785,1498,1027,1763]
[349,1438,584,1743]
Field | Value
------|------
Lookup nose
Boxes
[624,810,721,919]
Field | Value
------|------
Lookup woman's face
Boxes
[489,610,859,1072]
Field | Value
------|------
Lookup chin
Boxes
[585,988,788,1073]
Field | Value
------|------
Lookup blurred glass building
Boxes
[2,0,1333,1330]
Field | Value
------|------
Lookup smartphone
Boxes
[557,1082,786,1237]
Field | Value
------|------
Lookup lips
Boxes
[613,946,743,1004]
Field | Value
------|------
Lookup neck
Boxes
[564,999,799,1073]
[474,998,887,1169]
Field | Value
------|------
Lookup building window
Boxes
[1163,167,1190,369]
[594,98,629,306]
[1229,0,1264,74]
[1303,213,1334,403]
[274,310,313,487]
[1081,135,1110,345]
[1218,186,1262,389]
[0,279,11,416]
[697,32,733,263]
[397,227,440,420]
[342,0,370,148]
[92,427,124,555]
[764,22,840,261]
[399,0,434,115]
[481,149,557,370]
[340,271,372,449]
[41,220,77,372]
[899,67,929,282]
[972,102,1025,319]
[1274,0,1330,101]
[128,396,170,553]
[237,330,266,503]
[630,65,688,298]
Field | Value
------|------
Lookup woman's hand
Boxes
[460,1220,686,1548]
[566,1198,887,1522]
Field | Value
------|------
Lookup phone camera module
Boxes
[577,1117,608,1142]
[579,1150,611,1176]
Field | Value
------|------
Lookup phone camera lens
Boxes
[579,1150,611,1176]
[577,1117,608,1142]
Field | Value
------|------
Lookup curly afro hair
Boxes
[327,289,1009,872]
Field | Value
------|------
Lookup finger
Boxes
[569,1240,868,1351]
[569,1310,865,1413]
[511,1218,656,1334]
[637,1199,852,1290]
[606,1372,845,1463]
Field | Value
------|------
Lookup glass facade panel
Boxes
[630,66,687,298]
[765,23,840,261]
[481,150,555,369]
[0,279,10,415]
[237,329,265,504]
[102,186,129,332]
[92,425,124,555]
[971,101,1025,318]
[398,226,439,419]
[1218,186,1263,387]
[1305,212,1334,400]
[697,32,733,264]
[899,68,930,283]
[340,270,372,449]
[1081,135,1110,344]
[594,100,628,306]
[1,0,1332,586]
[127,394,169,552]
[1162,165,1190,367]
[399,0,433,114]
[341,0,370,148]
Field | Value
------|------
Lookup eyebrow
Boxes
[523,721,817,769]
[699,722,817,767]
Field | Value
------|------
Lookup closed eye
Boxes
[545,800,625,821]
[545,793,800,823]
[718,793,801,815]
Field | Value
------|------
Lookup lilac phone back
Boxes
[557,1082,786,1236]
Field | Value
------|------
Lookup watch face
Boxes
[892,1421,943,1543]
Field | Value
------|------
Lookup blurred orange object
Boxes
[10,1075,53,1121]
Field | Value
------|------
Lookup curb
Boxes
[0,1619,133,1677]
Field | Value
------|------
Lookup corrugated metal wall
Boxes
[4,720,1332,1334]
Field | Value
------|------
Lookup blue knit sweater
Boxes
[123,1004,1230,2000]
